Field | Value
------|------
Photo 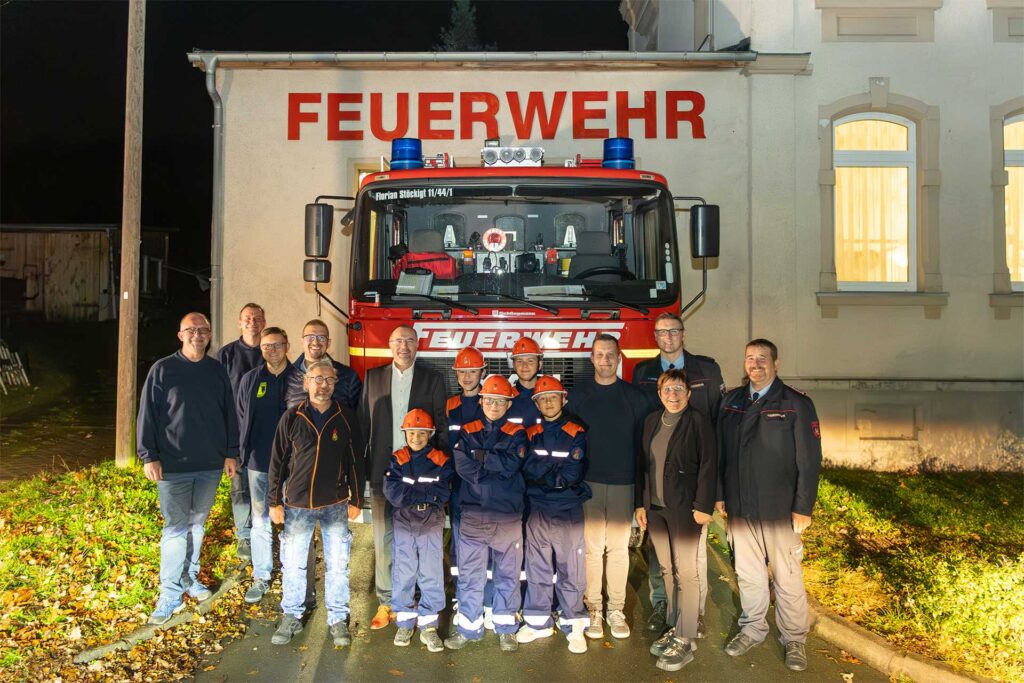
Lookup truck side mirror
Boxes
[690,204,720,258]
[303,258,331,283]
[305,203,333,258]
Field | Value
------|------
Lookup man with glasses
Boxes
[359,325,448,630]
[285,319,361,410]
[632,313,725,635]
[216,303,267,564]
[138,312,239,625]
[268,360,364,647]
[236,327,296,604]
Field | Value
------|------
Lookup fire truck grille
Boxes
[418,356,595,395]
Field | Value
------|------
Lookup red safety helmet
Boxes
[453,346,486,370]
[480,375,516,399]
[510,337,542,358]
[400,408,436,432]
[531,375,567,400]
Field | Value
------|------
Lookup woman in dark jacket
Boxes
[634,368,717,672]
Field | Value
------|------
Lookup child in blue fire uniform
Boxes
[445,375,528,652]
[516,376,592,654]
[384,409,454,653]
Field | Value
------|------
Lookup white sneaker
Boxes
[516,625,554,643]
[483,606,494,631]
[567,623,588,654]
[607,610,630,639]
[585,610,603,639]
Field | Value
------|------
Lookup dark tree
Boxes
[435,0,496,51]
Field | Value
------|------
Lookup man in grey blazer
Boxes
[358,325,449,629]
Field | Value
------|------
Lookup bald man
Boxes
[138,312,239,625]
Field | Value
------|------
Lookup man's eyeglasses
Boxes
[654,329,684,338]
[182,327,211,336]
[482,397,509,406]
[303,334,328,343]
[659,385,689,394]
[307,376,338,386]
[389,338,418,347]
[261,342,286,351]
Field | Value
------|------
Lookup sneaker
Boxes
[650,627,675,656]
[244,578,270,604]
[697,613,707,639]
[370,604,393,630]
[186,581,213,602]
[656,637,695,672]
[420,627,444,652]
[147,598,185,625]
[444,632,474,650]
[330,620,352,647]
[498,632,518,652]
[394,627,414,647]
[724,632,761,657]
[646,601,667,632]
[483,606,494,631]
[236,538,252,562]
[585,610,604,639]
[785,641,808,671]
[567,623,587,654]
[272,615,303,645]
[516,625,554,643]
[607,610,630,639]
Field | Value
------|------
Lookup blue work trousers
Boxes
[390,505,445,628]
[523,506,588,631]
[455,507,523,638]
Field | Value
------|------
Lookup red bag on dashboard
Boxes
[392,252,458,280]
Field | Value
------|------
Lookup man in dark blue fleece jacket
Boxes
[137,312,239,625]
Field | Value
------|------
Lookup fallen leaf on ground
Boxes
[388,669,405,677]
[841,650,861,664]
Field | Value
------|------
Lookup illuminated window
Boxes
[833,113,916,291]
[1005,115,1024,289]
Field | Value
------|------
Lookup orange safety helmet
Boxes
[479,375,516,399]
[453,346,486,370]
[531,375,567,399]
[510,336,542,358]
[400,408,436,432]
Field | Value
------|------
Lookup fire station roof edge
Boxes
[186,50,809,74]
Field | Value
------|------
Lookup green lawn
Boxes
[804,469,1024,683]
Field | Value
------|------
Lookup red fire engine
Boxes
[303,137,719,392]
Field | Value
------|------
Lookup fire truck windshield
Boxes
[352,179,679,307]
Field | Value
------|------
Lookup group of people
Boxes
[137,305,822,673]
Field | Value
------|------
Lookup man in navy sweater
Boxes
[138,312,239,625]
[285,319,361,411]
[215,302,266,563]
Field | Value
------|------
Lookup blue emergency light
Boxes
[602,137,635,169]
[390,138,423,170]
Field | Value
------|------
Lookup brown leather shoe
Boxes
[370,605,394,630]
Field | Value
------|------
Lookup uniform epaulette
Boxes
[501,421,525,436]
[426,448,449,467]
[394,447,411,465]
[691,352,717,365]
[526,424,544,439]
[463,419,484,434]
[446,395,462,412]
[561,421,585,438]
[787,385,808,397]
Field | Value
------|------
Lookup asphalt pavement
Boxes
[194,524,887,683]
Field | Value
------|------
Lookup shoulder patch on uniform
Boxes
[811,421,821,439]
[526,424,544,440]
[427,448,450,467]
[571,447,583,461]
[561,421,585,438]
[501,421,525,436]
[463,419,484,434]
[394,447,411,465]
[446,395,462,412]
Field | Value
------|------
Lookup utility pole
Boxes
[115,0,146,467]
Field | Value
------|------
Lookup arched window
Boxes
[1005,114,1024,289]
[833,113,916,291]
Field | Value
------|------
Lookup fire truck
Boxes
[303,137,719,392]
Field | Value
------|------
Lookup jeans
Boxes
[155,470,222,604]
[280,502,353,625]
[230,467,252,542]
[247,470,272,581]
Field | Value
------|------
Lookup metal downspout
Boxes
[202,55,224,347]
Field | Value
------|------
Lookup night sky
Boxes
[1,0,626,283]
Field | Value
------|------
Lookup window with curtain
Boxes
[1006,115,1024,289]
[833,113,916,291]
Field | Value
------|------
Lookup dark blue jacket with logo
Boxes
[383,445,454,510]
[453,417,527,518]
[523,415,592,512]
[237,363,297,472]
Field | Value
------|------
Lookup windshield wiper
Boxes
[578,290,649,314]
[462,290,560,315]
[387,293,479,315]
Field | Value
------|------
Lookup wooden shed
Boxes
[0,224,171,322]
